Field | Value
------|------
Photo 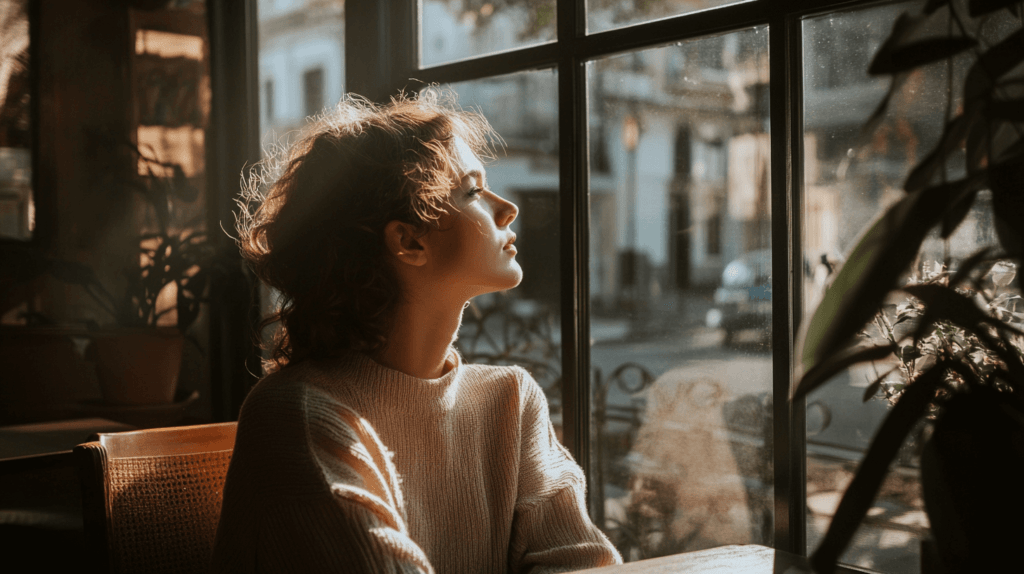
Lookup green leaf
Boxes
[799,175,984,375]
[941,188,978,239]
[989,98,1024,121]
[906,283,1021,336]
[965,114,989,174]
[863,366,899,402]
[794,343,898,400]
[965,29,1024,105]
[870,37,978,75]
[809,362,948,574]
[855,73,911,150]
[868,12,928,77]
[968,0,1024,17]
[905,109,980,192]
[990,153,1024,257]
[949,247,993,289]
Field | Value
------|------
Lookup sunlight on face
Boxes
[430,136,522,296]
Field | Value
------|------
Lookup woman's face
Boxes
[428,136,522,296]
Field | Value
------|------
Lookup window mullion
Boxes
[557,0,590,475]
[769,11,807,555]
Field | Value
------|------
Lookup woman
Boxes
[212,91,622,573]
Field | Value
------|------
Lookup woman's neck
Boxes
[372,295,465,379]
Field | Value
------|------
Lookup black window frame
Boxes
[212,0,920,562]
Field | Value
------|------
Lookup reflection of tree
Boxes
[0,0,29,147]
[431,0,555,40]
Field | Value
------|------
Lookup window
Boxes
[264,79,274,123]
[303,67,324,118]
[250,0,1006,571]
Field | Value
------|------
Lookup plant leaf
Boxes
[941,188,978,238]
[795,344,897,400]
[968,0,1024,17]
[965,29,1024,105]
[863,366,899,402]
[906,283,1023,337]
[809,362,948,574]
[905,109,980,192]
[855,73,912,149]
[799,175,984,375]
[989,98,1024,121]
[868,12,928,76]
[870,37,978,75]
[990,153,1024,258]
[949,247,993,288]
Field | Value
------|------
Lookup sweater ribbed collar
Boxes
[342,346,464,411]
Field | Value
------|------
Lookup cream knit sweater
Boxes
[212,348,622,573]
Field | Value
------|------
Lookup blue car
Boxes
[705,249,772,346]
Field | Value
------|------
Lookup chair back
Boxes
[74,422,237,574]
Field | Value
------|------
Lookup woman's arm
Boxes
[249,394,434,574]
[508,370,623,574]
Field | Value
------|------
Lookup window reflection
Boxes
[420,0,557,67]
[588,27,771,561]
[0,0,32,240]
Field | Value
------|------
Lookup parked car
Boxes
[705,249,772,346]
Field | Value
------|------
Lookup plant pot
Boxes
[90,327,183,405]
[920,387,1024,574]
[0,327,98,424]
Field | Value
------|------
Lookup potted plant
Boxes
[1,141,217,406]
[794,1,1023,572]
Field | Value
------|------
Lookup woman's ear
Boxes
[384,221,428,267]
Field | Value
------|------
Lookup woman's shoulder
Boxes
[460,361,549,411]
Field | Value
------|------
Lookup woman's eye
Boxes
[468,187,484,197]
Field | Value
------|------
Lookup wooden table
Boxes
[575,544,872,574]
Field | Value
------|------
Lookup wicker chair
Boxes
[74,422,237,574]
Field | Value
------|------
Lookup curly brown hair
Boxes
[236,90,498,373]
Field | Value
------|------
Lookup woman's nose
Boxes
[494,195,518,227]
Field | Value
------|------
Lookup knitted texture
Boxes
[107,450,233,574]
[213,349,621,573]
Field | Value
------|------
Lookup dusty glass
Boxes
[799,2,994,571]
[588,0,747,35]
[587,27,772,562]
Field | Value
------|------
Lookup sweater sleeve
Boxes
[508,369,623,574]
[252,395,435,574]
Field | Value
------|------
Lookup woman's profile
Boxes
[212,90,622,573]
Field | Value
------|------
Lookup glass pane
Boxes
[420,0,557,67]
[258,0,345,136]
[588,28,771,562]
[445,70,563,433]
[800,3,1008,571]
[588,0,745,35]
[0,0,32,240]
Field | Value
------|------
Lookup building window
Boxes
[264,79,274,123]
[303,67,324,118]
[254,0,1009,571]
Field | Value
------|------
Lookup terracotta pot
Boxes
[91,327,183,405]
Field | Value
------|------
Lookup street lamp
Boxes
[621,113,641,320]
